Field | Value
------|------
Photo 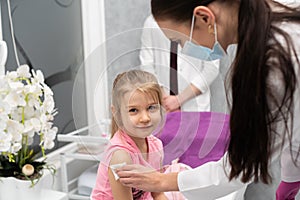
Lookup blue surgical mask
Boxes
[181,15,226,61]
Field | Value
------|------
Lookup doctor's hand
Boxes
[163,95,181,112]
[116,164,179,193]
[116,164,163,192]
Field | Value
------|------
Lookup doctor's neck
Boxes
[209,2,239,50]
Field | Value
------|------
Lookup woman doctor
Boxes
[116,0,300,199]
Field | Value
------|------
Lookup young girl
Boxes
[91,70,167,200]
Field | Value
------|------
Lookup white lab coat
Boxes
[139,15,219,112]
[177,21,300,200]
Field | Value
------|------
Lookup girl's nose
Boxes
[140,111,150,123]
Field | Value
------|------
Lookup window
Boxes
[0,0,107,151]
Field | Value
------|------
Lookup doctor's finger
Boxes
[116,170,135,178]
[119,176,138,183]
[116,164,155,173]
[116,164,140,171]
[119,177,154,192]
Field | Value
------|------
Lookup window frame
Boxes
[81,0,109,136]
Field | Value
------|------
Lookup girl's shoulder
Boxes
[147,135,163,149]
[147,134,162,142]
[110,149,133,165]
[102,131,136,163]
[102,143,134,167]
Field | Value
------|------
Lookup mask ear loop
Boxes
[214,23,218,42]
[189,15,195,42]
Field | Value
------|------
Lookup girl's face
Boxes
[120,90,162,139]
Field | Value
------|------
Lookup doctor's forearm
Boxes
[160,172,179,192]
[177,84,201,106]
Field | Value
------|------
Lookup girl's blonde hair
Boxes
[111,70,163,137]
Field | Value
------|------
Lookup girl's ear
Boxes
[111,105,116,116]
[193,6,215,27]
[111,105,121,127]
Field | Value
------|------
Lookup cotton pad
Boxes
[110,162,126,180]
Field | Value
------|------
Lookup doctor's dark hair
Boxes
[152,0,300,184]
[110,70,163,138]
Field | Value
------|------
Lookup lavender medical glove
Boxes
[276,181,300,200]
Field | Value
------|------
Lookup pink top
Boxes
[91,130,164,200]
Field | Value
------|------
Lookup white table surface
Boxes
[41,189,68,200]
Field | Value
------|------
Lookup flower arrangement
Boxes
[0,65,57,185]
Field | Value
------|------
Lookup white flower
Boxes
[42,84,53,96]
[6,119,23,136]
[43,140,55,150]
[0,76,8,90]
[0,115,8,131]
[31,69,44,84]
[4,90,26,107]
[45,127,58,141]
[0,66,58,157]
[17,65,31,78]
[23,106,35,119]
[0,99,11,115]
[8,80,23,91]
[23,118,41,138]
[11,142,22,153]
[9,107,23,122]
[43,95,55,113]
[6,70,18,80]
[0,132,12,152]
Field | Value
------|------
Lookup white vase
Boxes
[0,176,43,200]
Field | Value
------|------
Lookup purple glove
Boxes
[276,181,300,200]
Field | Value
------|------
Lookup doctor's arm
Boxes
[276,132,300,200]
[275,56,300,199]
[276,103,300,199]
[117,153,249,199]
[116,164,179,193]
[163,59,219,112]
[163,83,201,112]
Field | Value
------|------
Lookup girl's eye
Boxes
[148,104,159,112]
[129,108,138,113]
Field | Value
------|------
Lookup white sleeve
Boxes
[139,16,170,88]
[190,59,220,93]
[139,16,156,75]
[178,153,250,200]
[280,64,300,182]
